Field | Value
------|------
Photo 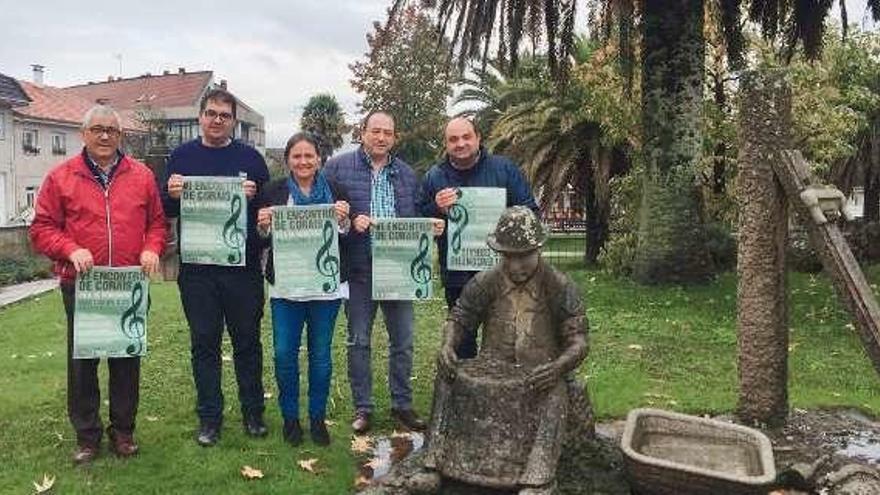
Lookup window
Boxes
[22,129,39,154]
[51,133,66,155]
[165,120,200,147]
[25,186,37,209]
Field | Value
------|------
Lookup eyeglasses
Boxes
[203,109,234,122]
[88,126,121,137]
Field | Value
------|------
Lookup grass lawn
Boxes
[1,263,879,494]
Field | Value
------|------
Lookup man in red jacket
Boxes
[30,104,166,465]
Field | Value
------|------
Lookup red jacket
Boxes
[30,152,166,284]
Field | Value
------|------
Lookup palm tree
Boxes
[300,94,348,162]
[457,41,635,264]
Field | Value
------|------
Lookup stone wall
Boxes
[0,225,31,255]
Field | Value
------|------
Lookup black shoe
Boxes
[197,424,220,447]
[243,415,268,438]
[283,419,303,446]
[310,418,330,446]
[391,408,427,431]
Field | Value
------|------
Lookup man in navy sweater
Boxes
[418,117,539,359]
[162,88,270,447]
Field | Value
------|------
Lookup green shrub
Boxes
[0,254,52,287]
[598,230,638,276]
[705,222,737,271]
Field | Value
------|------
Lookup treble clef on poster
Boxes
[119,281,146,356]
[315,219,339,293]
[409,232,432,299]
[448,188,468,255]
[222,174,246,264]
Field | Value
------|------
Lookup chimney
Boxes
[178,67,186,74]
[163,70,170,75]
[220,79,227,90]
[31,64,45,85]
[108,75,114,82]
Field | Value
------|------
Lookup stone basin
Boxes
[620,408,777,495]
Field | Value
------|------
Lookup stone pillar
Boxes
[736,69,791,426]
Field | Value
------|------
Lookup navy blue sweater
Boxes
[417,147,539,290]
[161,139,270,271]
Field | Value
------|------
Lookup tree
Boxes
[349,5,455,172]
[299,94,348,162]
[407,0,880,284]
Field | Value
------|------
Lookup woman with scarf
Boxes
[257,132,350,446]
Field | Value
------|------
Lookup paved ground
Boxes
[0,279,57,308]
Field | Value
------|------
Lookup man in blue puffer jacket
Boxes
[418,117,539,359]
[324,111,431,435]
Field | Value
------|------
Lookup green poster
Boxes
[180,176,247,266]
[371,218,435,301]
[73,267,148,359]
[447,187,506,271]
[271,205,340,298]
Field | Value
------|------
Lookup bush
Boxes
[0,255,52,287]
[598,230,638,277]
[705,222,737,271]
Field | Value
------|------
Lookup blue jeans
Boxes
[346,278,414,412]
[271,298,341,421]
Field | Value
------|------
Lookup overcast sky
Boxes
[0,0,876,148]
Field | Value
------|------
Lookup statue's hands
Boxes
[526,362,562,394]
[437,342,458,382]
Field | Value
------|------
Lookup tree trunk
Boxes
[633,0,714,284]
[712,70,728,196]
[865,123,880,221]
[736,70,791,427]
[585,147,612,265]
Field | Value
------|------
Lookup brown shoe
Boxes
[73,443,99,465]
[391,408,427,431]
[351,410,371,435]
[109,431,139,458]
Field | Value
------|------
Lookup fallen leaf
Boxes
[11,354,18,359]
[324,419,337,427]
[390,430,413,439]
[221,355,232,362]
[145,415,159,422]
[263,392,273,399]
[627,344,643,351]
[298,458,319,474]
[351,435,372,454]
[33,473,55,493]
[354,474,371,489]
[240,465,263,480]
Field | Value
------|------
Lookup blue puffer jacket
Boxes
[417,147,539,290]
[324,148,420,283]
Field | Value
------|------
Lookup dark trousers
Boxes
[444,285,477,359]
[62,284,140,446]
[178,266,265,426]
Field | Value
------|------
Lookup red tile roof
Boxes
[62,71,213,110]
[15,80,141,130]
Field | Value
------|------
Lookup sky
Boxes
[0,0,876,148]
